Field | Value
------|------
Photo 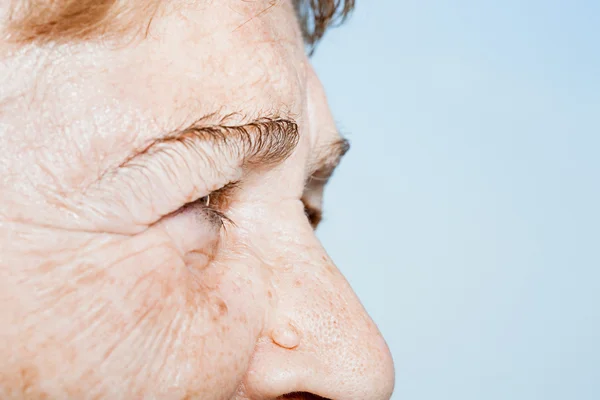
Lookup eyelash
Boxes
[302,199,322,229]
[198,196,233,229]
[189,183,321,230]
[184,182,238,230]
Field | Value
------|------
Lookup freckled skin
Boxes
[0,1,394,399]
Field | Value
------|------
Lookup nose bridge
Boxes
[241,234,395,400]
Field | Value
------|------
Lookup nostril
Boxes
[277,392,333,400]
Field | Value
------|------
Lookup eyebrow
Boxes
[301,137,349,229]
[307,137,350,182]
[120,116,301,171]
[114,114,349,194]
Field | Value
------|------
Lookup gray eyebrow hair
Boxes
[119,116,301,170]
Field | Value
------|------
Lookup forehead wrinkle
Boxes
[233,0,281,33]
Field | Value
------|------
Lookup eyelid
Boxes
[302,198,322,229]
[87,119,296,229]
[82,139,245,229]
[181,181,240,230]
[209,181,240,210]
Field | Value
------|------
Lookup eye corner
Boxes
[302,200,322,229]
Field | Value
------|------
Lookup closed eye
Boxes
[178,181,239,230]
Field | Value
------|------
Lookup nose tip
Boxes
[240,262,395,400]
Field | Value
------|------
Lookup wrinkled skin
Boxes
[0,1,394,399]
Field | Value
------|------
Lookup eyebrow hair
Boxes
[300,137,349,229]
[119,116,300,171]
[308,137,350,182]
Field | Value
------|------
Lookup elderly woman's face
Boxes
[0,1,394,399]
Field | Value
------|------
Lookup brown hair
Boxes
[295,0,355,45]
[7,0,354,45]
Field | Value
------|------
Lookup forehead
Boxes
[140,0,308,116]
[0,0,307,159]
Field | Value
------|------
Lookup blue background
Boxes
[312,1,600,399]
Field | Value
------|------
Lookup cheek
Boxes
[168,253,267,398]
[2,229,267,399]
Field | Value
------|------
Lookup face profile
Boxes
[0,1,394,399]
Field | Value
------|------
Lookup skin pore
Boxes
[0,1,394,399]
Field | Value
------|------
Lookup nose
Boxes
[235,60,394,399]
[238,245,395,400]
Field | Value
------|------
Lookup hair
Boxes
[294,0,354,45]
[6,0,354,46]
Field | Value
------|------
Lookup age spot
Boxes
[216,300,228,317]
[211,298,229,321]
